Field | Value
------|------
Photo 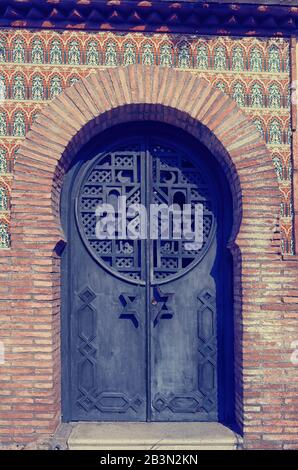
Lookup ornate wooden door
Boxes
[61,125,222,422]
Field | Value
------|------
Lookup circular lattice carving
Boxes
[76,139,216,285]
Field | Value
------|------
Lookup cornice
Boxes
[0,1,298,36]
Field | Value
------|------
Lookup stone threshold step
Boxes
[68,422,242,450]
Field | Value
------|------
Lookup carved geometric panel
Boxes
[76,287,144,416]
[77,146,144,284]
[151,141,215,283]
[77,390,143,414]
[197,288,217,413]
[77,139,216,285]
[76,287,98,410]
[152,392,204,414]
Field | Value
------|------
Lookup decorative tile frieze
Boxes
[0,29,293,252]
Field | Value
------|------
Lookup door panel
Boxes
[68,142,147,421]
[71,249,147,421]
[149,139,217,421]
[150,248,217,421]
[62,127,221,422]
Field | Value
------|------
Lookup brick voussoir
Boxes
[21,131,65,157]
[76,82,101,119]
[197,89,228,125]
[95,71,119,110]
[63,87,96,124]
[32,118,74,148]
[203,94,235,130]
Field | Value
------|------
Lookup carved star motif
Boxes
[119,293,140,328]
[152,287,174,327]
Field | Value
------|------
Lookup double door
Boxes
[62,128,219,422]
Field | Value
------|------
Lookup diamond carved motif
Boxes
[197,288,217,413]
[77,389,143,414]
[76,287,98,406]
[152,392,204,414]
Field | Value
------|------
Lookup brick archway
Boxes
[4,65,281,447]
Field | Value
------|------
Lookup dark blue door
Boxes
[61,123,232,423]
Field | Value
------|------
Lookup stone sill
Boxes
[67,422,242,451]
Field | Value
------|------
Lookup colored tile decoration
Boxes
[0,30,293,253]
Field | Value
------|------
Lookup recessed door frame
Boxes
[61,121,235,425]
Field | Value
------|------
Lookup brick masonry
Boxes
[0,64,297,449]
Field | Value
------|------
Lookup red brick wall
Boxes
[0,65,297,449]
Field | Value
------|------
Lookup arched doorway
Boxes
[7,64,280,444]
[61,122,234,424]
